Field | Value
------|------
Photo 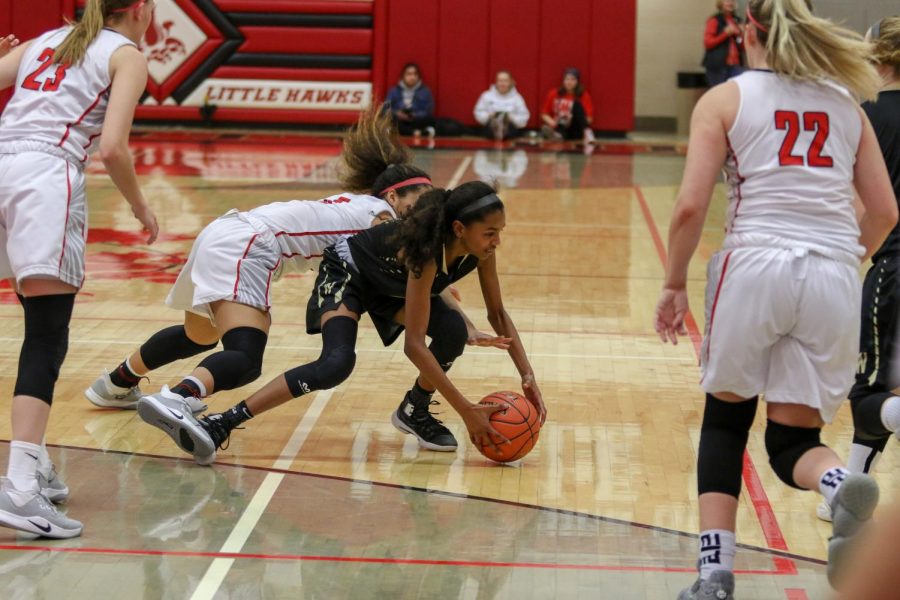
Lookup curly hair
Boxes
[395,181,504,277]
[339,107,431,198]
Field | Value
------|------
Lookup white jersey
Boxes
[248,192,395,276]
[0,26,135,165]
[723,70,863,260]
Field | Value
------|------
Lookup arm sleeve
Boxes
[580,92,594,121]
[413,87,435,119]
[510,94,530,128]
[704,16,728,50]
[473,92,491,124]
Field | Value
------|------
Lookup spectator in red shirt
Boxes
[540,68,595,145]
[702,0,745,86]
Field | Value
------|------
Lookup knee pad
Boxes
[285,316,358,397]
[697,394,758,497]
[198,327,267,391]
[427,306,467,372]
[765,420,824,489]
[140,325,218,370]
[850,391,893,440]
[15,294,76,404]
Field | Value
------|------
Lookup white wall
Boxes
[635,0,898,123]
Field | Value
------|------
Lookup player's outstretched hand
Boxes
[133,203,159,244]
[0,34,20,57]
[463,402,510,453]
[522,373,547,425]
[654,286,689,345]
[467,330,512,349]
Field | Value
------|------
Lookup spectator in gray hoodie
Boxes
[473,70,530,140]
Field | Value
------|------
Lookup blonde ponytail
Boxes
[54,0,137,65]
[748,0,882,101]
[871,17,900,76]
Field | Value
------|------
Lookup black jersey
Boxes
[347,220,479,298]
[865,90,900,262]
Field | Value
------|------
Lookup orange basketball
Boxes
[477,391,541,463]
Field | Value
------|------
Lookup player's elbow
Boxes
[99,142,129,166]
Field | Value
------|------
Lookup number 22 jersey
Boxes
[0,26,135,165]
[723,70,863,259]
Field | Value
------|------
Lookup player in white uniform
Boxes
[654,0,897,597]
[0,0,159,539]
[85,109,433,417]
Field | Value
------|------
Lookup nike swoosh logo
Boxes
[25,453,38,460]
[28,520,51,533]
[165,407,184,421]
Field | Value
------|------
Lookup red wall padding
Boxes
[237,27,372,55]
[383,0,636,131]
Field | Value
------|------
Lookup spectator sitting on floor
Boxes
[385,62,435,137]
[473,70,530,140]
[540,67,595,145]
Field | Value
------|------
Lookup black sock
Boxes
[221,400,253,429]
[109,361,141,388]
[410,379,434,404]
[171,379,203,399]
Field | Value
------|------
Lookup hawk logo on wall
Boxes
[138,0,241,104]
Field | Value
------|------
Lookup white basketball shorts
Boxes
[0,151,87,288]
[166,210,280,318]
[700,246,860,423]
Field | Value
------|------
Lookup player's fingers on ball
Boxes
[489,427,510,445]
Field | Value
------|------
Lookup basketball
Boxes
[477,391,541,463]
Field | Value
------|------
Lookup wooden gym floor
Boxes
[0,132,894,599]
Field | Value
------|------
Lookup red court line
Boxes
[633,185,792,564]
[785,589,810,600]
[0,544,796,575]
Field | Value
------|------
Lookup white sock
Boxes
[36,439,53,477]
[6,441,41,492]
[184,376,208,398]
[846,442,882,474]
[818,467,850,505]
[699,529,736,579]
[880,396,900,432]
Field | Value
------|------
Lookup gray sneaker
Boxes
[137,387,217,466]
[0,478,82,538]
[84,371,143,409]
[677,570,735,600]
[827,473,879,588]
[37,465,68,504]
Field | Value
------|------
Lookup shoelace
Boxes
[411,400,450,434]
[200,415,236,451]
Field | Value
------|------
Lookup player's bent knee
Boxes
[316,344,356,390]
[765,420,823,489]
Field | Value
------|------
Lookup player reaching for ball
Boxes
[138,181,547,464]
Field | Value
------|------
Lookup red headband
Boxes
[111,0,146,13]
[746,7,768,33]
[379,176,432,196]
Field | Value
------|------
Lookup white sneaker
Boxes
[84,371,143,409]
[816,499,833,522]
[0,478,82,538]
[37,465,68,504]
[583,128,596,145]
[137,387,217,466]
[827,473,879,588]
[677,570,735,599]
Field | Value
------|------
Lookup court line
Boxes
[785,589,811,600]
[633,186,791,558]
[0,545,804,576]
[446,156,473,189]
[190,389,333,600]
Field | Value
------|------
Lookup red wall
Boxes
[0,0,72,106]
[383,0,636,132]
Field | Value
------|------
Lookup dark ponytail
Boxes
[339,107,431,198]
[396,181,503,277]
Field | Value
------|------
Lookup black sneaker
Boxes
[199,414,234,453]
[391,391,458,451]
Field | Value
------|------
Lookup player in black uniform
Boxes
[817,16,900,522]
[147,180,547,463]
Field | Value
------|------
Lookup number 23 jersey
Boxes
[723,70,863,258]
[0,26,135,165]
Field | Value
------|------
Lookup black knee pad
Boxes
[285,316,358,397]
[765,420,824,489]
[426,303,467,372]
[697,394,758,498]
[139,325,218,370]
[850,391,893,440]
[197,327,267,391]
[15,294,76,404]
